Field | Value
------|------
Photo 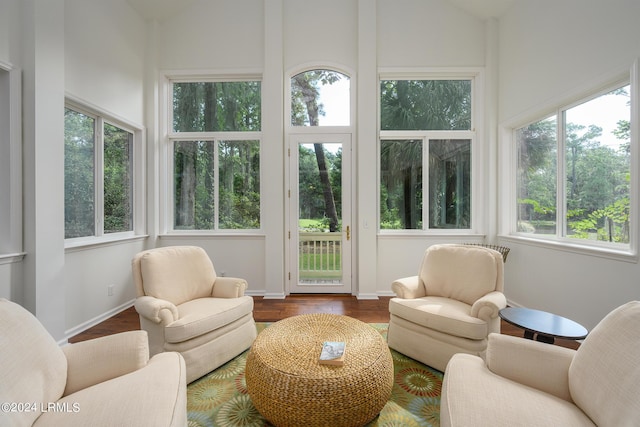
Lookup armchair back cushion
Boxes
[568,301,640,426]
[0,299,68,427]
[419,244,504,305]
[136,246,217,306]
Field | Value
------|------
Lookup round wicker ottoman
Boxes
[245,313,393,427]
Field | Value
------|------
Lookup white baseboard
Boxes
[62,299,135,344]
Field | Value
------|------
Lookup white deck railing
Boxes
[299,232,342,279]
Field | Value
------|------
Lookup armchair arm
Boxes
[486,333,576,402]
[470,291,507,321]
[391,276,425,299]
[134,295,179,325]
[212,276,248,298]
[62,330,149,396]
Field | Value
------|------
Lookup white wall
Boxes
[377,0,485,68]
[159,0,264,70]
[498,0,640,330]
[61,0,148,340]
[65,0,146,124]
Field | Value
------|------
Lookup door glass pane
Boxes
[380,139,423,229]
[298,143,342,283]
[64,108,95,238]
[428,139,471,229]
[516,116,557,236]
[291,70,350,126]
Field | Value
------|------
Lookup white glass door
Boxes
[288,134,351,293]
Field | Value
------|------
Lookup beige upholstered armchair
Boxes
[0,298,186,427]
[132,245,257,383]
[442,301,640,426]
[387,244,506,372]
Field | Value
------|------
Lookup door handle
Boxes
[345,225,350,241]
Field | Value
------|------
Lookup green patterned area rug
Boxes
[187,323,442,427]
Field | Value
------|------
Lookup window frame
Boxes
[500,61,639,261]
[378,70,483,234]
[162,73,263,234]
[0,61,23,263]
[64,97,145,248]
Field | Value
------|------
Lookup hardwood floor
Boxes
[69,294,579,350]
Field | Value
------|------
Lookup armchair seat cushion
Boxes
[165,296,254,344]
[389,296,487,340]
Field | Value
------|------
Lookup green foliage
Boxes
[298,144,342,227]
[517,87,631,244]
[173,81,261,132]
[379,80,472,230]
[64,108,95,238]
[380,80,471,131]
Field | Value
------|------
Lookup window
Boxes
[379,78,475,231]
[64,103,138,241]
[291,70,350,127]
[170,80,261,231]
[515,83,631,248]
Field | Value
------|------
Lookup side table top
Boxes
[499,307,588,340]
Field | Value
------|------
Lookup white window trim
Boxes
[160,73,263,234]
[377,69,484,235]
[498,60,639,262]
[64,95,146,249]
[0,61,23,257]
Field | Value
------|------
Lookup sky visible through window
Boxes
[566,88,630,150]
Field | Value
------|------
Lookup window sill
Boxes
[64,234,149,253]
[0,252,26,265]
[499,234,638,263]
[377,231,484,239]
[159,232,266,239]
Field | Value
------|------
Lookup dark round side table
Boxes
[499,307,588,344]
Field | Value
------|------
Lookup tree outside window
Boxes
[64,107,134,239]
[379,79,474,231]
[171,80,261,230]
[516,85,631,246]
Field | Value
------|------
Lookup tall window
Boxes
[64,104,135,240]
[516,83,631,247]
[170,80,261,230]
[379,78,474,230]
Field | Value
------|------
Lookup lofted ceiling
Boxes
[126,0,514,22]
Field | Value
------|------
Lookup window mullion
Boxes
[557,110,566,239]
[214,139,219,230]
[422,137,429,230]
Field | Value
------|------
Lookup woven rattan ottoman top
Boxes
[245,313,393,427]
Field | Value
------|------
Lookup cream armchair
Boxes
[132,245,257,383]
[441,301,640,426]
[0,298,186,427]
[387,244,506,371]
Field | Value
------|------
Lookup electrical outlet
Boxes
[108,284,114,296]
